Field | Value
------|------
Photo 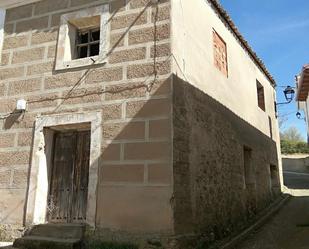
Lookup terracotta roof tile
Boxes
[208,0,276,87]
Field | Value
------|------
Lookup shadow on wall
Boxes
[172,75,281,247]
[283,156,309,190]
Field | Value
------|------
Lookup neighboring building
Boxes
[296,64,309,142]
[0,0,281,248]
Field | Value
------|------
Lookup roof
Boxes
[296,64,309,101]
[0,0,41,9]
[208,0,276,87]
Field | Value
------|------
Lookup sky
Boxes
[220,0,309,140]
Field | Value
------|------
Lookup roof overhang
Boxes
[0,0,41,9]
[296,64,309,101]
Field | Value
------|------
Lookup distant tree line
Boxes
[280,126,309,154]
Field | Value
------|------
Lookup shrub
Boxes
[281,140,309,154]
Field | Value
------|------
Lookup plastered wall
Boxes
[171,0,279,141]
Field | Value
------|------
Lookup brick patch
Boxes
[129,23,170,45]
[44,71,82,89]
[111,12,148,30]
[105,82,147,100]
[126,98,170,118]
[148,164,171,184]
[12,47,45,64]
[8,78,41,96]
[31,30,58,45]
[0,151,30,167]
[0,133,15,148]
[86,67,123,84]
[17,132,33,147]
[103,122,145,140]
[27,61,54,76]
[149,119,170,138]
[5,4,33,22]
[3,35,29,50]
[127,60,171,79]
[101,164,144,183]
[34,0,69,15]
[16,16,49,33]
[124,141,170,160]
[102,144,121,161]
[109,47,146,64]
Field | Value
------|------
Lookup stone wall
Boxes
[282,155,309,173]
[0,0,173,236]
[172,75,281,247]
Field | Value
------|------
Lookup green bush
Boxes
[86,241,138,249]
[281,140,309,154]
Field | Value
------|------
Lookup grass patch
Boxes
[86,241,139,249]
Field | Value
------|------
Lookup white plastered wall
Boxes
[171,0,282,186]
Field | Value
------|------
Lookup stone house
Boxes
[0,0,281,248]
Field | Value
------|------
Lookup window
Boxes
[256,80,265,111]
[76,28,100,59]
[55,5,109,70]
[213,30,228,77]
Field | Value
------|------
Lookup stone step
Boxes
[13,236,82,249]
[27,223,85,239]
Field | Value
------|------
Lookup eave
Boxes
[0,0,41,9]
[296,64,309,101]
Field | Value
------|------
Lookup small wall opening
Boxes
[256,80,265,111]
[270,164,280,197]
[243,146,257,216]
[243,146,254,189]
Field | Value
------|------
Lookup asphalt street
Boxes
[283,171,309,189]
[234,196,309,249]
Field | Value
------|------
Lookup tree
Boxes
[278,115,288,130]
[280,126,304,142]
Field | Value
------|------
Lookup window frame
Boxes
[55,5,109,71]
[256,80,266,111]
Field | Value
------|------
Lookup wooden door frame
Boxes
[25,112,102,228]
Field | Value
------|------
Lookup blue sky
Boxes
[220,0,309,140]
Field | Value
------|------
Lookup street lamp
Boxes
[277,86,295,105]
[296,111,306,121]
[283,86,295,103]
[296,112,301,119]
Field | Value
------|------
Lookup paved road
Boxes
[283,171,309,189]
[234,197,309,249]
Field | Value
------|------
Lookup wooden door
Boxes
[48,131,90,223]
